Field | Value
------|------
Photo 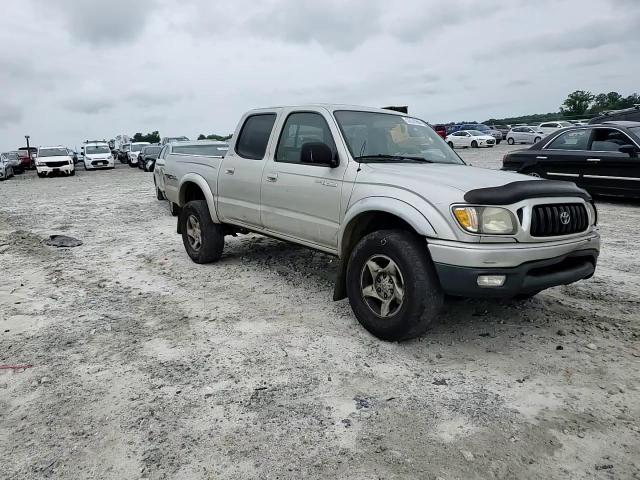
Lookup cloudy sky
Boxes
[0,0,638,151]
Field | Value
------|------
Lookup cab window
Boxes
[275,112,336,164]
[235,114,277,160]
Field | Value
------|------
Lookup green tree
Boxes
[560,90,594,116]
[132,131,161,143]
[198,133,233,141]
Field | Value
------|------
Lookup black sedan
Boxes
[138,145,163,172]
[502,121,640,198]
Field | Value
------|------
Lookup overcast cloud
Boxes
[0,0,638,151]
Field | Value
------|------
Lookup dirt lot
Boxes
[1,146,639,479]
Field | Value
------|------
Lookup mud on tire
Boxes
[346,229,444,341]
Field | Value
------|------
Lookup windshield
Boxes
[143,147,162,156]
[168,137,189,142]
[86,146,110,154]
[467,130,485,136]
[628,126,640,137]
[131,144,147,152]
[334,111,464,164]
[123,144,131,152]
[470,124,491,132]
[39,148,69,157]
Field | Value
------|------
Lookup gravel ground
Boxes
[1,149,639,480]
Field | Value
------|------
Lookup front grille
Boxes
[530,203,588,237]
[45,161,67,168]
[487,139,495,144]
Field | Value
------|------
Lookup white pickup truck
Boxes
[163,105,600,341]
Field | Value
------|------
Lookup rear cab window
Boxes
[235,114,277,160]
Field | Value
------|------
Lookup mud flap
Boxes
[333,258,348,301]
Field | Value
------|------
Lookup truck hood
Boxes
[359,163,531,199]
[39,155,71,161]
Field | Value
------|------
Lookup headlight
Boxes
[453,206,517,235]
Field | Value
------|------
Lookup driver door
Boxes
[260,110,346,249]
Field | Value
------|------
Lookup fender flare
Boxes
[338,196,437,256]
[332,197,439,301]
[178,173,220,224]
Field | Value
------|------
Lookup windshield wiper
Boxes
[353,154,434,163]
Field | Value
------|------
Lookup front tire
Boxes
[507,137,515,145]
[346,230,444,341]
[447,141,454,149]
[534,137,541,143]
[180,200,224,264]
[471,140,478,148]
[70,169,75,176]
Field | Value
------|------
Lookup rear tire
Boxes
[346,230,444,341]
[534,137,541,143]
[179,200,224,264]
[471,140,478,148]
[37,172,46,178]
[507,137,515,145]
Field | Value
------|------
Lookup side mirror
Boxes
[300,142,338,167]
[619,144,639,157]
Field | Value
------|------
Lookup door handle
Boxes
[225,168,235,175]
[536,156,547,160]
[586,158,601,162]
[265,173,278,182]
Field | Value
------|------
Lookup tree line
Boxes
[485,90,639,125]
[127,131,232,143]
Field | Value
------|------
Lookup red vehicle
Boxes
[16,150,34,169]
[432,124,447,139]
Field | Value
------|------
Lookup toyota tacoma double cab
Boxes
[163,105,600,341]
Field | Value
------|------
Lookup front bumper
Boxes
[428,233,600,297]
[36,164,74,174]
[85,158,114,169]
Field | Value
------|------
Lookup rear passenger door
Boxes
[217,113,277,228]
[260,110,346,249]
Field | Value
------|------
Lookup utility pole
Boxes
[25,135,32,169]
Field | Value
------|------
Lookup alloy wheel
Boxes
[360,255,405,318]
[185,214,202,251]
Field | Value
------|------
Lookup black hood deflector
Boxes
[464,180,592,205]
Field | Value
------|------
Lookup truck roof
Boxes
[247,104,409,116]
[172,140,228,147]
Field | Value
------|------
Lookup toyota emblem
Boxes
[560,211,571,225]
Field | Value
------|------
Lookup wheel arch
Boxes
[333,198,438,301]
[178,174,219,224]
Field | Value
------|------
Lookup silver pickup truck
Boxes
[163,105,600,341]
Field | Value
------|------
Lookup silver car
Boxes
[0,153,16,180]
[507,126,546,145]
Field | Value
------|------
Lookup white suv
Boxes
[82,142,114,170]
[36,146,75,178]
[127,142,150,167]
